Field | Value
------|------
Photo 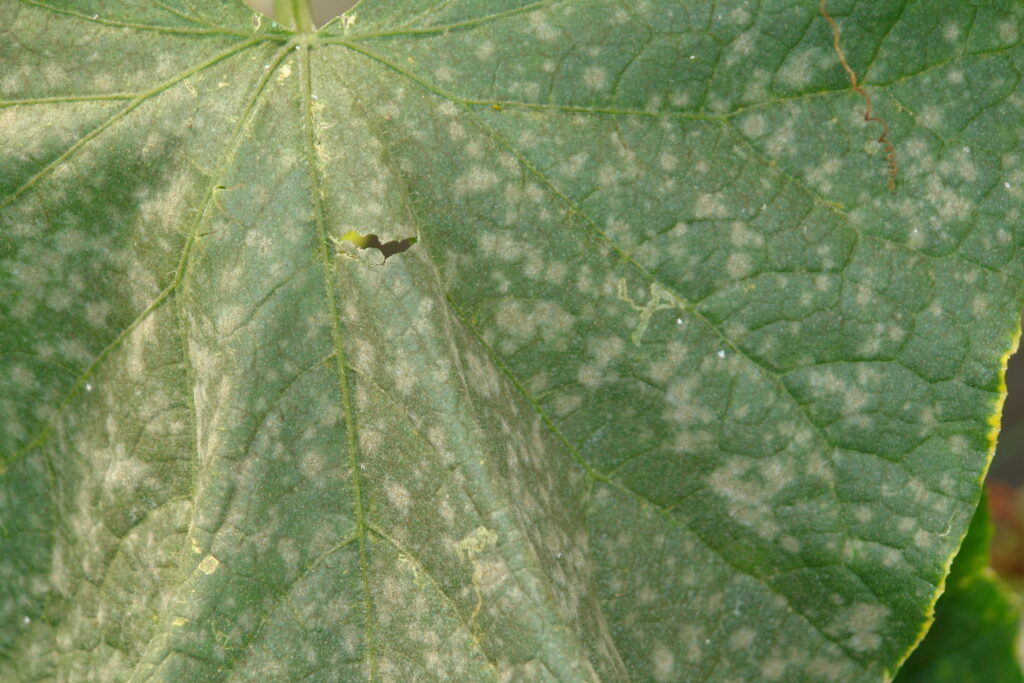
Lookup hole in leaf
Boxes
[316,0,359,26]
[242,0,359,29]
[339,230,417,261]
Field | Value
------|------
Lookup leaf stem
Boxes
[273,0,314,32]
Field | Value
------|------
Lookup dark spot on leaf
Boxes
[340,230,417,260]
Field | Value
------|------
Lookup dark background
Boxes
[246,0,357,25]
[992,331,1024,486]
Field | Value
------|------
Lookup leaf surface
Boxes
[1,0,1024,680]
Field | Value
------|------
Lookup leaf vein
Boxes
[18,0,253,36]
[298,41,377,681]
[0,37,261,212]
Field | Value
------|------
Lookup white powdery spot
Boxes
[729,627,757,650]
[999,21,1019,44]
[652,643,675,681]
[300,449,326,480]
[740,114,765,138]
[695,193,729,219]
[528,12,559,41]
[761,658,789,681]
[806,158,840,192]
[125,313,157,379]
[728,31,755,64]
[386,482,412,515]
[10,364,35,388]
[552,393,582,416]
[454,166,499,196]
[583,65,608,90]
[727,252,752,279]
[475,40,495,59]
[665,377,714,423]
[836,603,890,652]
[918,105,944,130]
[777,47,822,88]
[84,299,112,328]
[708,459,788,540]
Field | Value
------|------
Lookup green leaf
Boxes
[895,494,1024,683]
[1,0,1023,680]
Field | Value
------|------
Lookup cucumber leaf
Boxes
[2,0,1023,680]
